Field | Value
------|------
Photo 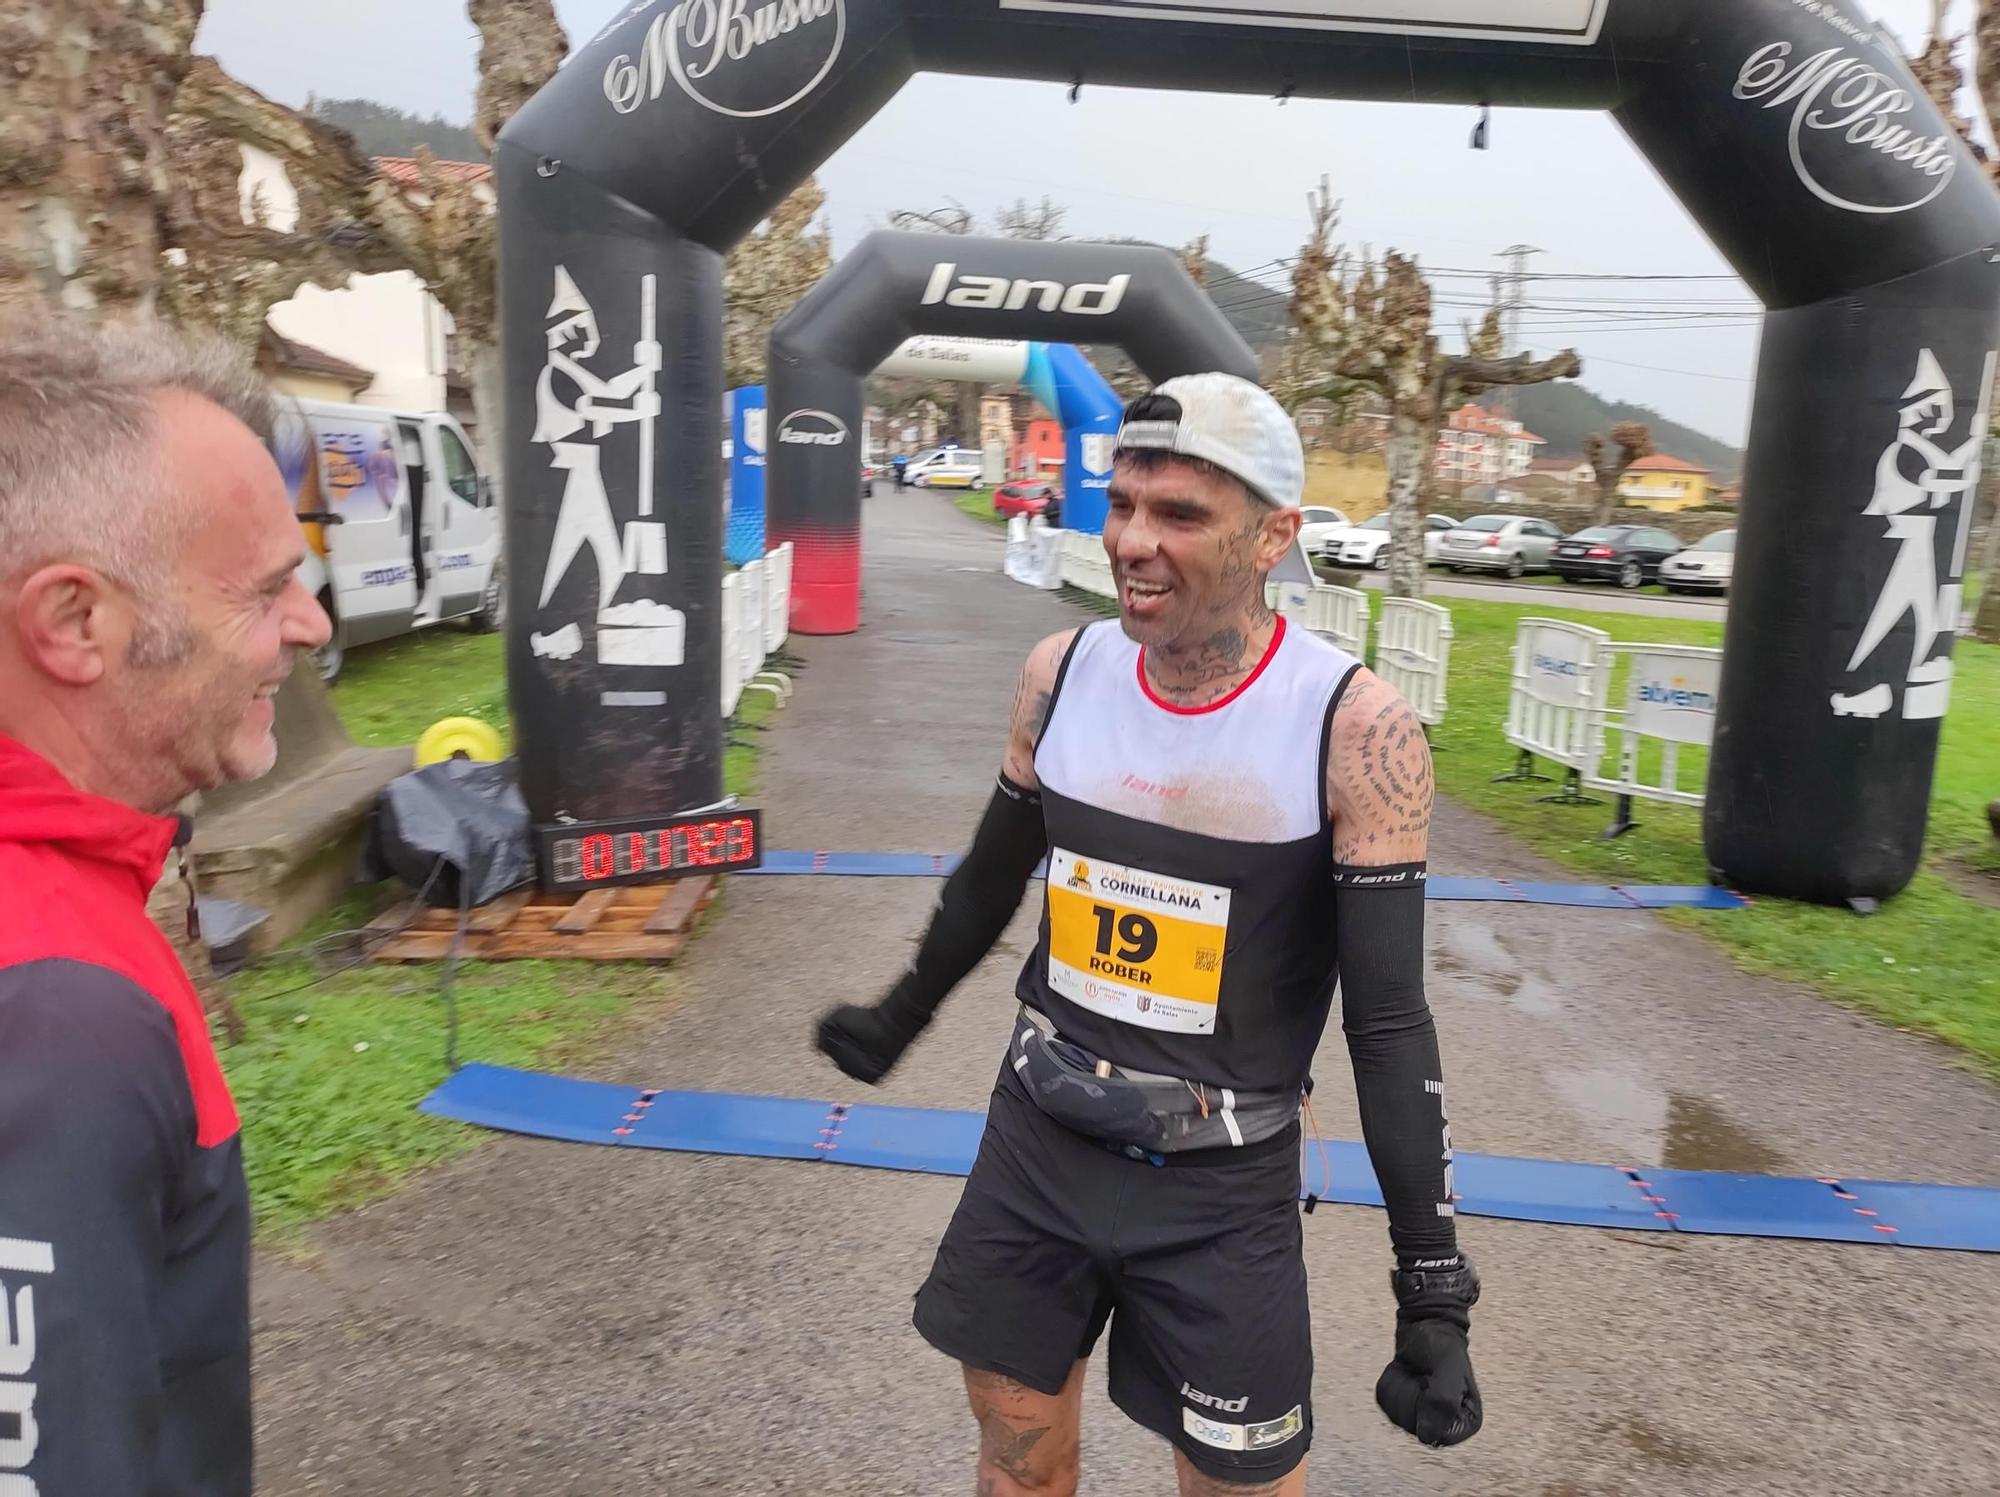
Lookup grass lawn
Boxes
[1413,596,2000,1077]
[949,487,1007,528]
[223,633,781,1238]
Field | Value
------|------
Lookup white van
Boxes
[273,399,504,680]
[904,444,986,489]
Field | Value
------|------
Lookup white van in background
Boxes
[274,399,504,680]
[903,444,986,488]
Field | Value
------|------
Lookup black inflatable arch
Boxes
[497,0,2000,906]
[767,230,1257,631]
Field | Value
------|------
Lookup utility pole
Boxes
[1492,243,1543,420]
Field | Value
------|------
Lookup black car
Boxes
[1550,524,1685,589]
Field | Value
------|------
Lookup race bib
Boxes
[1045,848,1231,1034]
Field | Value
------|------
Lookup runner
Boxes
[817,372,1481,1494]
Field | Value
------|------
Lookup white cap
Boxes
[1114,372,1315,583]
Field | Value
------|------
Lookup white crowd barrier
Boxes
[720,544,795,717]
[1375,598,1454,727]
[763,541,792,653]
[1300,582,1369,660]
[1005,516,1065,590]
[738,558,767,684]
[1059,531,1116,599]
[1582,641,1722,833]
[719,572,744,718]
[1502,617,1613,797]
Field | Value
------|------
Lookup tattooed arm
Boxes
[1003,629,1079,788]
[1325,669,1459,1265]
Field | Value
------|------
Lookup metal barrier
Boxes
[1584,641,1722,837]
[1301,582,1369,659]
[1375,598,1453,727]
[763,541,792,653]
[1499,617,1613,802]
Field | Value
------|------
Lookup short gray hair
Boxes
[0,317,275,605]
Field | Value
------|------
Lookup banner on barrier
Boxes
[1524,622,1594,709]
[1505,617,1611,782]
[1627,650,1721,746]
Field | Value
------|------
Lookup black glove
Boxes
[1375,1257,1483,1448]
[814,981,931,1085]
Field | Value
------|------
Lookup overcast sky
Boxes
[197,0,1980,448]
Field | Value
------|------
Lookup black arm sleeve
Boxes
[877,774,1049,1035]
[1333,865,1460,1268]
[0,962,190,1495]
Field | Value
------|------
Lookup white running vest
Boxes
[1018,617,1362,1093]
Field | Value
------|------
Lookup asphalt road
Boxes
[252,488,1998,1496]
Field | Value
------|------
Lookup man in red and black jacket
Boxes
[0,321,330,1494]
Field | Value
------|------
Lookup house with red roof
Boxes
[1616,452,1714,511]
[1434,403,1546,489]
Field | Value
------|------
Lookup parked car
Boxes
[1294,505,1351,556]
[1550,524,1685,589]
[995,479,1060,519]
[1660,529,1736,594]
[1322,512,1460,569]
[1436,513,1565,577]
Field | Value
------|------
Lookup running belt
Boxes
[420,1064,1998,1253]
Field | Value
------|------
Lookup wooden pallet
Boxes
[365,875,717,963]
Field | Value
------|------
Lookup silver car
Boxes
[1437,514,1565,578]
[1325,512,1460,569]
[1660,529,1735,594]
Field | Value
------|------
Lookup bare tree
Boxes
[1583,422,1655,524]
[1178,235,1210,291]
[992,196,1068,241]
[1281,178,1578,597]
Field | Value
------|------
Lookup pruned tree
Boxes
[1583,422,1655,524]
[1281,177,1579,597]
[0,0,205,322]
[724,177,834,388]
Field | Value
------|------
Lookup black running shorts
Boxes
[913,1068,1313,1483]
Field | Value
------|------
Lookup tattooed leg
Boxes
[1173,1448,1307,1496]
[965,1362,1086,1496]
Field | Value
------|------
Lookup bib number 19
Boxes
[1090,905,1158,964]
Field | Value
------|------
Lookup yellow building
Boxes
[1617,453,1712,511]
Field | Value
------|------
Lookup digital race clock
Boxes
[538,809,763,891]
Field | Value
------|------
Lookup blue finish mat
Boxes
[737,852,1748,909]
[423,1065,1996,1252]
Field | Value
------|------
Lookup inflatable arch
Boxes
[872,332,1123,530]
[498,0,2000,906]
[769,231,1257,630]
